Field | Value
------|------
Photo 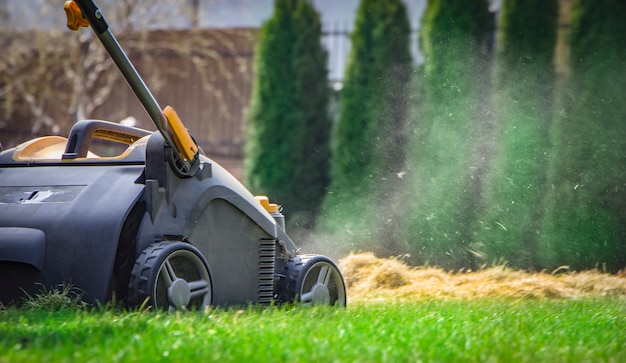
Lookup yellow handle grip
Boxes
[163,106,198,161]
[64,1,89,31]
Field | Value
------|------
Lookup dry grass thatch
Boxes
[338,252,626,304]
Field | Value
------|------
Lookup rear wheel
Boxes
[277,255,346,307]
[128,241,212,312]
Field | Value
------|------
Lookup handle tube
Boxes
[72,0,108,34]
[96,30,170,136]
[70,0,196,173]
[72,0,169,139]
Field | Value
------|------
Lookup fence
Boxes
[1,28,258,178]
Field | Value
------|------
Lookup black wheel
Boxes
[128,241,212,311]
[277,255,346,307]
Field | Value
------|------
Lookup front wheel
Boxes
[128,241,212,312]
[276,255,346,307]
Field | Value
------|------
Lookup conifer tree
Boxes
[245,0,330,230]
[540,0,626,271]
[475,0,558,269]
[406,0,492,269]
[320,0,412,254]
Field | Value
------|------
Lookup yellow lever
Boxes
[64,1,89,30]
[163,106,198,161]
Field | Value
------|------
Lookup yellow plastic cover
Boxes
[64,1,89,31]
[163,105,198,161]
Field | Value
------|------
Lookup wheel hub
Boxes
[168,278,191,309]
[311,283,330,305]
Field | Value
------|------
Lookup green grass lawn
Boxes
[1,298,624,362]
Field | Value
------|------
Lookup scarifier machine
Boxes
[0,0,346,310]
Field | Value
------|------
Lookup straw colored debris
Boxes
[338,252,626,303]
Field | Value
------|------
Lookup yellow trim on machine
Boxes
[163,106,198,162]
[254,196,280,213]
[63,1,89,30]
[12,136,69,161]
[12,135,149,162]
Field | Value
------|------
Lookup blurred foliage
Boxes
[244,0,330,230]
[404,0,492,270]
[540,0,626,272]
[474,0,558,269]
[318,0,412,256]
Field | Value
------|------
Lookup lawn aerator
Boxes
[0,0,346,310]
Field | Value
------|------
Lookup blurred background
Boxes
[3,0,625,274]
[0,0,494,175]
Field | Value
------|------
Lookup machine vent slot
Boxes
[258,238,276,306]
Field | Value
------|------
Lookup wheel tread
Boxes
[127,241,212,309]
